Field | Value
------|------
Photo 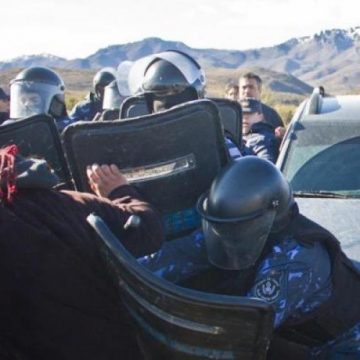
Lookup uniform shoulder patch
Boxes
[254,276,281,303]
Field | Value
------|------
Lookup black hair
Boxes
[240,72,262,88]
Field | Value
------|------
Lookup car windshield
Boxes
[281,120,360,197]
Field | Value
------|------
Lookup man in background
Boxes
[239,72,285,139]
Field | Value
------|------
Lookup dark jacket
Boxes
[69,92,102,122]
[242,122,279,163]
[0,112,9,125]
[0,165,164,359]
[261,102,284,129]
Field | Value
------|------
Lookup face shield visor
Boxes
[153,51,205,91]
[102,81,124,110]
[197,193,276,270]
[142,52,205,97]
[127,54,158,96]
[142,60,189,97]
[117,60,134,97]
[10,81,60,119]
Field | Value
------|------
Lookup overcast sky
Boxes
[2,0,359,61]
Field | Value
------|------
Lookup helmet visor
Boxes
[103,83,123,110]
[155,51,203,85]
[117,60,133,96]
[127,55,157,95]
[202,210,276,270]
[10,81,58,119]
[126,51,206,97]
[142,59,189,97]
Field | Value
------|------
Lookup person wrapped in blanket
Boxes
[0,145,164,359]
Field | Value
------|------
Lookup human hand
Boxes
[275,126,286,139]
[86,164,128,198]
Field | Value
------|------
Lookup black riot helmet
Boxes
[132,50,206,113]
[10,66,66,120]
[197,156,294,270]
[93,68,116,100]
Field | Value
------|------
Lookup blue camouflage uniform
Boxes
[242,122,279,163]
[261,102,284,129]
[138,230,360,358]
[69,92,102,122]
[311,323,360,359]
[55,116,74,132]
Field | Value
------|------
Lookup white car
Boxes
[277,89,360,268]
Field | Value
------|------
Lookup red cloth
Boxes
[0,145,18,202]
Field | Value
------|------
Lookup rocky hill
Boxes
[2,27,360,93]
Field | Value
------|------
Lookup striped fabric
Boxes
[225,136,242,161]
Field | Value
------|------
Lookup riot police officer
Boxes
[130,50,242,160]
[7,66,72,131]
[69,68,116,122]
[137,50,205,113]
[139,156,360,359]
[94,80,126,121]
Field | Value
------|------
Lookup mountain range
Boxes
[1,26,360,94]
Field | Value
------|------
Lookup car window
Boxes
[282,123,360,196]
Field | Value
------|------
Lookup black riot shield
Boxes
[211,98,242,146]
[87,214,274,360]
[120,96,242,145]
[63,99,229,238]
[97,109,120,121]
[119,95,150,118]
[0,114,73,188]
